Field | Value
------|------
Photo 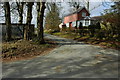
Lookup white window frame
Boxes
[85,20,89,26]
[66,23,69,27]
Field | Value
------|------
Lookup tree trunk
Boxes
[16,2,25,37]
[16,2,25,24]
[4,2,12,41]
[37,2,46,44]
[87,1,89,11]
[24,2,34,40]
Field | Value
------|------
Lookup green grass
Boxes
[53,32,62,36]
[52,32,80,39]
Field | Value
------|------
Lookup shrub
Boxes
[95,30,106,40]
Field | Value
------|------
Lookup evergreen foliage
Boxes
[45,3,61,31]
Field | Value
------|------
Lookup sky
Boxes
[89,2,113,16]
[0,1,114,27]
[60,2,113,17]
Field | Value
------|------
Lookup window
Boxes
[66,23,69,27]
[82,12,86,17]
[85,20,89,26]
[72,21,76,27]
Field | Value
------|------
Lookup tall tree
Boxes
[37,2,46,44]
[86,0,89,11]
[24,2,34,40]
[68,2,82,11]
[68,0,90,11]
[4,2,12,41]
[111,1,120,39]
[101,1,120,40]
[16,2,25,24]
[15,2,25,37]
[45,3,61,31]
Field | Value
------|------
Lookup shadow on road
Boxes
[2,34,119,79]
[2,54,118,78]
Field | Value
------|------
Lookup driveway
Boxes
[2,34,119,78]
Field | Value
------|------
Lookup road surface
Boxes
[2,34,119,78]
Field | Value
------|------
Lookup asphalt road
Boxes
[2,34,119,78]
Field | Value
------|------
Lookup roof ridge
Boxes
[64,7,89,17]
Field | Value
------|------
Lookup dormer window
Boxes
[82,12,86,17]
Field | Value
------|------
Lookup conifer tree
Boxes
[45,3,61,31]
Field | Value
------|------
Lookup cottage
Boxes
[63,7,94,30]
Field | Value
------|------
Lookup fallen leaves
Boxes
[2,39,57,62]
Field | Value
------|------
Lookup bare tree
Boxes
[4,2,12,41]
[68,0,90,11]
[37,2,46,44]
[15,2,25,37]
[24,2,34,40]
[68,2,82,11]
[16,1,25,24]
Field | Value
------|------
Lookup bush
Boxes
[95,30,106,40]
[88,25,96,37]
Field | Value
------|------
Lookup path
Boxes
[2,34,119,78]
